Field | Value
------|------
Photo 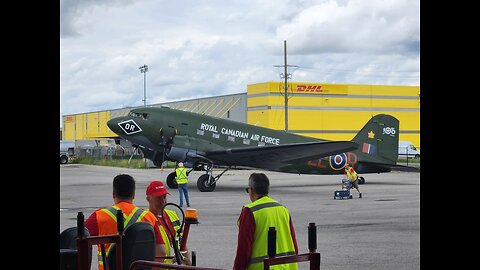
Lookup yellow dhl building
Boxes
[247,82,420,148]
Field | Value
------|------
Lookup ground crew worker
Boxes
[175,162,190,207]
[233,173,298,270]
[345,164,362,198]
[146,180,191,265]
[85,174,166,270]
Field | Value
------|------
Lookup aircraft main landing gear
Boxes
[196,165,231,192]
[197,174,216,192]
[166,172,178,189]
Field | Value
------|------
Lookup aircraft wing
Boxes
[204,141,358,170]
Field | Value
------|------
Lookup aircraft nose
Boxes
[107,117,122,134]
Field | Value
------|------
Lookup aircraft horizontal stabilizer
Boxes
[205,141,358,170]
[356,161,420,173]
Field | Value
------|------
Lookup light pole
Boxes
[139,65,148,106]
[138,64,148,168]
[274,40,297,131]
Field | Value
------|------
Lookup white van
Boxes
[398,141,420,159]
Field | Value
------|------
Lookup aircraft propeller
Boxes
[158,127,177,166]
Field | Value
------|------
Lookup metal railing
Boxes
[72,213,321,270]
[76,211,124,270]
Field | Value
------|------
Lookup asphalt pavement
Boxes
[60,164,420,270]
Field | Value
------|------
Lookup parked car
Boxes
[60,140,75,164]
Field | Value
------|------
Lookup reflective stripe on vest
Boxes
[249,251,297,265]
[159,221,172,263]
[165,209,181,234]
[244,196,297,270]
[176,168,188,184]
[346,169,358,182]
[158,209,182,264]
[96,206,146,265]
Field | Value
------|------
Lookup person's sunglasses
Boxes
[245,187,250,193]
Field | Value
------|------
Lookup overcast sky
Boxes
[60,0,419,128]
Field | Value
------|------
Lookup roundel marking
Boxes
[329,153,347,170]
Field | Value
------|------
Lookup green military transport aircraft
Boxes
[107,106,400,192]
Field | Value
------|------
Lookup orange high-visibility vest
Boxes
[94,202,155,270]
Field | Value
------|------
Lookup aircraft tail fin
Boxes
[352,114,399,165]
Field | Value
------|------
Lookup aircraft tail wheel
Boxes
[197,174,216,192]
[166,172,178,189]
[358,177,365,185]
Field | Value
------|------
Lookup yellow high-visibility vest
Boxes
[175,168,188,184]
[243,196,297,270]
[346,169,358,182]
[157,209,182,264]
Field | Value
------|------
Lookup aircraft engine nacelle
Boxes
[139,148,165,167]
[166,147,189,162]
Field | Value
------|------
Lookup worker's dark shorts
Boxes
[350,179,359,189]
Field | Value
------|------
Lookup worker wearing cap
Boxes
[345,164,362,198]
[146,180,191,265]
[85,174,166,270]
[175,162,190,207]
[233,173,298,270]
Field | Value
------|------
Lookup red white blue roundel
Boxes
[329,153,347,170]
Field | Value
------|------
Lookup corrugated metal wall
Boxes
[62,93,247,140]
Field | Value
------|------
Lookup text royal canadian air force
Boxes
[199,123,280,145]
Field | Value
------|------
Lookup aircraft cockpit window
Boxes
[128,111,145,118]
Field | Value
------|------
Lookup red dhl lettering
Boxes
[296,85,324,92]
[65,116,74,123]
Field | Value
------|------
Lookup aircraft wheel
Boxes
[358,177,365,185]
[166,172,178,189]
[197,174,216,192]
[60,155,68,164]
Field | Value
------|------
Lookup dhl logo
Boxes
[295,85,325,92]
[65,116,74,123]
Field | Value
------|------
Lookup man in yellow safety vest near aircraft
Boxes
[84,174,166,270]
[233,173,298,270]
[176,162,190,207]
[345,164,362,198]
[146,180,191,265]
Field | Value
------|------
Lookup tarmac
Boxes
[60,164,420,270]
